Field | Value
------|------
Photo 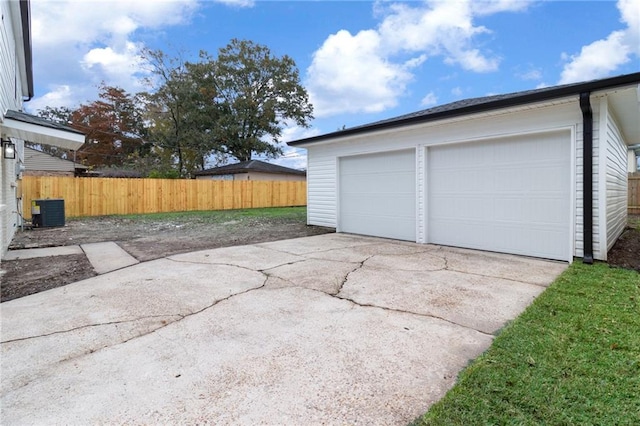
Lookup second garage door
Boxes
[339,149,416,241]
[428,132,570,261]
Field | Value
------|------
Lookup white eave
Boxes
[2,112,85,150]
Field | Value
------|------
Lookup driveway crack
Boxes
[166,256,307,272]
[333,255,374,296]
[1,314,181,344]
[334,293,495,337]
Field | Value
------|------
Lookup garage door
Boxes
[428,132,570,260]
[339,149,415,241]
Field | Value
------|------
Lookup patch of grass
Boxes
[72,207,308,223]
[628,215,640,231]
[413,262,640,426]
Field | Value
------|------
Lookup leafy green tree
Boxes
[141,49,215,178]
[204,39,314,162]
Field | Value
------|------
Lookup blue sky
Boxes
[28,0,640,169]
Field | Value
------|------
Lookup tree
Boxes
[205,39,314,162]
[70,84,149,168]
[33,106,76,159]
[141,49,215,178]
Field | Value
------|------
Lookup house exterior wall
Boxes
[24,170,73,177]
[598,97,628,255]
[24,147,76,173]
[1,0,26,259]
[306,98,597,261]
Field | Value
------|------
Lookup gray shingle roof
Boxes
[289,72,640,146]
[5,110,85,135]
[194,160,306,176]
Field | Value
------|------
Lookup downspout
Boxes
[579,92,593,264]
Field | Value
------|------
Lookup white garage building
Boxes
[289,73,640,262]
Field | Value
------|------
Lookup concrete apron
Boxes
[0,234,567,425]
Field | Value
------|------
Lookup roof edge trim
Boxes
[288,72,640,147]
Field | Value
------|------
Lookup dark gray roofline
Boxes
[289,72,640,147]
[194,159,306,176]
[6,110,85,135]
[20,0,33,100]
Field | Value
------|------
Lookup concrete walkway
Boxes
[0,234,567,424]
[4,241,139,274]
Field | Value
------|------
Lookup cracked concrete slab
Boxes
[1,287,492,425]
[441,246,568,286]
[1,233,567,424]
[1,258,265,342]
[308,240,434,263]
[168,244,305,270]
[257,232,375,255]
[339,267,547,334]
[264,258,360,294]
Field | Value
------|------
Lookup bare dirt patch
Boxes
[1,208,332,302]
[607,215,640,273]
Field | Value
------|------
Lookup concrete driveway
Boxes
[1,234,567,425]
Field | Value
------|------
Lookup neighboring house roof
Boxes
[24,147,88,172]
[195,160,306,176]
[289,72,640,147]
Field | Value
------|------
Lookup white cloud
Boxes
[451,86,463,97]
[420,91,438,107]
[559,0,639,84]
[306,0,533,118]
[29,0,200,111]
[306,29,414,117]
[518,69,542,81]
[82,42,147,91]
[27,85,76,112]
[213,0,255,7]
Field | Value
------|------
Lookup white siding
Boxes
[24,147,76,173]
[1,0,26,259]
[306,148,336,227]
[602,99,628,254]
[0,0,23,116]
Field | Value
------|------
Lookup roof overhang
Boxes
[2,112,85,150]
[289,72,640,148]
[599,84,640,145]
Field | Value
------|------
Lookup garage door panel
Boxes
[428,132,570,260]
[340,149,416,241]
[341,193,415,217]
[341,171,415,194]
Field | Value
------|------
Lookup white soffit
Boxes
[2,117,85,150]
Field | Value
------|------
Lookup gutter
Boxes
[579,92,594,264]
[20,0,34,101]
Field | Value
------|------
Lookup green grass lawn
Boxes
[413,261,640,426]
[97,206,308,223]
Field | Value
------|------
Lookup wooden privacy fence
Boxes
[21,176,307,219]
[630,174,640,215]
